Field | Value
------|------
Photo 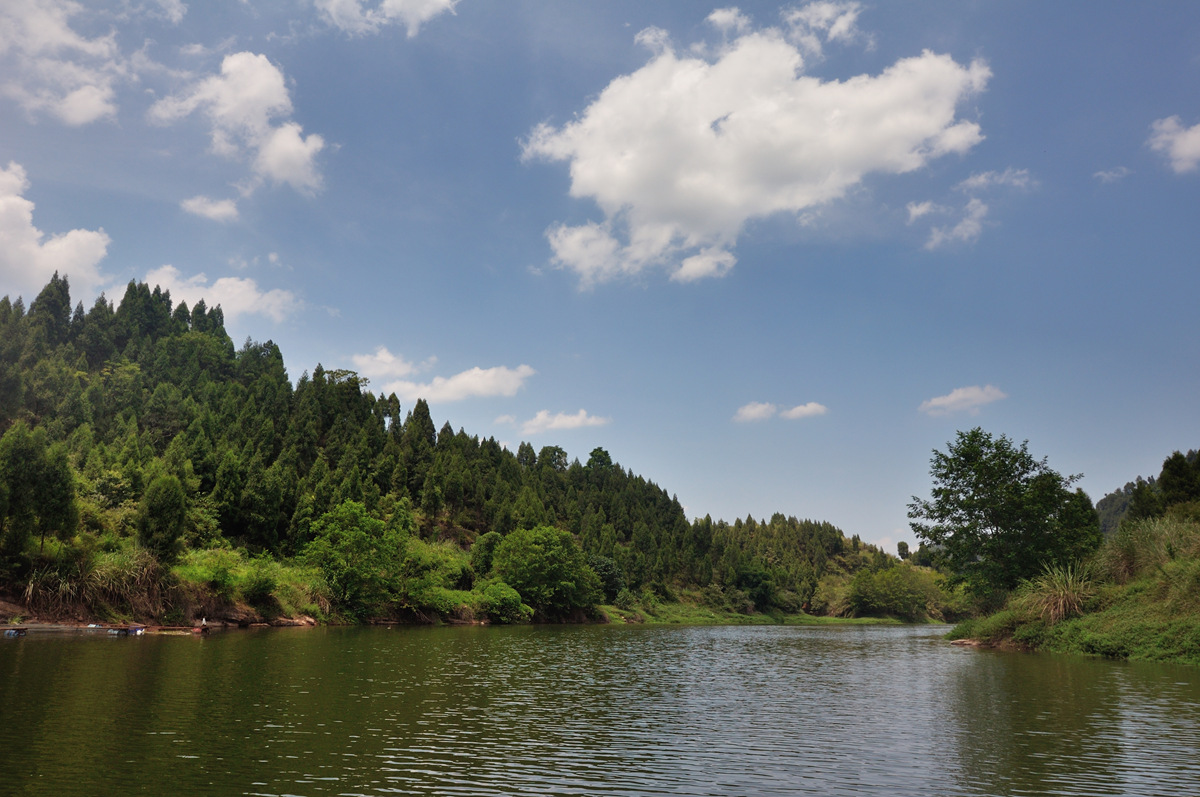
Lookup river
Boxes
[1,624,1198,796]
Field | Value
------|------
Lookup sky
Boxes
[2,1,1199,553]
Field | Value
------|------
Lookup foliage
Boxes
[477,579,532,624]
[137,473,187,563]
[909,427,1101,599]
[0,275,888,623]
[949,514,1200,666]
[492,525,601,617]
[846,563,943,621]
[1012,563,1096,624]
[301,500,406,617]
[23,544,166,619]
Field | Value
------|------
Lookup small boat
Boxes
[3,628,26,638]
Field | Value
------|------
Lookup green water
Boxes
[1,624,1197,796]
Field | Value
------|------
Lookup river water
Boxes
[1,623,1198,796]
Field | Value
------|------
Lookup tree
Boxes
[908,428,1101,598]
[492,525,601,617]
[301,500,406,617]
[138,473,187,563]
[0,422,78,555]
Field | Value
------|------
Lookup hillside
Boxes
[0,274,949,625]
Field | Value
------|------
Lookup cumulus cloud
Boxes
[315,0,458,37]
[925,197,988,249]
[352,346,419,379]
[519,409,611,436]
[144,264,301,323]
[918,384,1006,416]
[181,195,239,222]
[780,401,828,419]
[380,364,536,403]
[734,402,780,422]
[524,14,989,286]
[0,161,110,298]
[1148,116,1200,174]
[148,51,325,193]
[0,0,127,125]
[1093,166,1131,184]
[735,400,828,422]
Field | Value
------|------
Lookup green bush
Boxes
[492,526,601,617]
[478,580,531,624]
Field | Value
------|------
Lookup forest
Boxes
[0,274,955,626]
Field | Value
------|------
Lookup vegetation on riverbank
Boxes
[946,475,1200,667]
[1,275,962,628]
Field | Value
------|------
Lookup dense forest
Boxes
[1,274,943,625]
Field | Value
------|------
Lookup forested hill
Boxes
[0,274,878,618]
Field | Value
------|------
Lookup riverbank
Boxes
[945,516,1200,667]
[600,601,906,626]
[1,590,914,631]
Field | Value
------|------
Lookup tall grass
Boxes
[24,547,166,619]
[1097,516,1200,583]
[1013,563,1095,624]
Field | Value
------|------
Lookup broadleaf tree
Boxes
[908,428,1100,600]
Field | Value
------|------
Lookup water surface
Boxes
[1,624,1197,796]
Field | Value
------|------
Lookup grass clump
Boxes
[1012,563,1096,624]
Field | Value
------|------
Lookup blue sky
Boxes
[2,1,1198,552]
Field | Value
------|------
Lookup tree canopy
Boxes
[908,428,1101,598]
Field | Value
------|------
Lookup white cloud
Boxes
[144,264,301,323]
[524,18,989,286]
[520,409,611,436]
[781,1,868,60]
[925,197,987,249]
[673,247,737,282]
[906,200,944,223]
[1093,166,1131,184]
[315,0,458,37]
[382,364,536,403]
[919,384,1007,416]
[707,8,752,36]
[148,51,325,193]
[140,0,187,25]
[734,401,778,422]
[181,195,239,222]
[350,345,438,380]
[957,167,1035,192]
[734,400,827,422]
[0,0,127,125]
[0,161,110,298]
[780,401,828,419]
[1148,116,1200,174]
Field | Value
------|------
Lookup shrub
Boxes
[478,580,531,624]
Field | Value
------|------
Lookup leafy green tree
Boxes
[301,500,405,617]
[470,530,502,575]
[137,473,187,563]
[492,525,601,617]
[0,422,78,555]
[908,428,1101,599]
[1159,451,1199,507]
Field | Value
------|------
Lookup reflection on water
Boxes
[1,624,1197,796]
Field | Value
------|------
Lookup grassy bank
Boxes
[948,515,1200,666]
